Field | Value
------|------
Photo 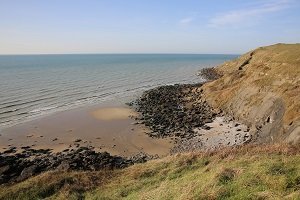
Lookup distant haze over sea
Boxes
[0,54,237,130]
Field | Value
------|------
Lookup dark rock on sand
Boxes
[133,83,216,139]
[74,139,82,143]
[3,147,17,154]
[0,145,158,184]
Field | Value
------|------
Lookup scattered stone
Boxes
[202,125,211,130]
[74,139,82,143]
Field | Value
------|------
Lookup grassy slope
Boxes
[1,144,300,200]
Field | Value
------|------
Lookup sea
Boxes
[0,54,237,130]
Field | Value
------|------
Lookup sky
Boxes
[0,0,300,54]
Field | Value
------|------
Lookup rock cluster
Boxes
[197,67,222,81]
[132,83,217,138]
[0,147,136,184]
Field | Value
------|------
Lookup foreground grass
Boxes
[1,144,300,200]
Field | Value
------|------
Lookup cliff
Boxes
[201,43,300,144]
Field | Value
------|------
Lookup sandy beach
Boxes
[0,104,173,157]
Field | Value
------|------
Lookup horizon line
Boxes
[0,52,240,56]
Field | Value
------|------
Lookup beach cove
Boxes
[0,103,172,157]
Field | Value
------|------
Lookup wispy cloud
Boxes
[209,0,291,27]
[179,17,194,25]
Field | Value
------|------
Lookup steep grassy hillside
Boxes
[202,44,300,144]
[1,144,300,200]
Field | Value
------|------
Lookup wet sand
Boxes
[0,104,173,157]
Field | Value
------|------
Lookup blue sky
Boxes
[0,0,300,54]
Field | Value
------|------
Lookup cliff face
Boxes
[202,44,300,144]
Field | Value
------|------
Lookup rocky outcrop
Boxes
[0,147,158,184]
[132,83,217,138]
[200,43,300,144]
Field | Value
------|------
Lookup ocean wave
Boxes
[29,106,58,113]
[0,96,57,110]
[0,108,19,115]
[0,99,22,107]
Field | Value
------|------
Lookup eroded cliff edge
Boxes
[201,43,300,144]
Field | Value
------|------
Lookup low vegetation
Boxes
[1,144,300,200]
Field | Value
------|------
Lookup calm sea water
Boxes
[0,54,237,130]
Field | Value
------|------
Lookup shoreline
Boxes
[0,102,173,157]
[0,81,252,156]
[0,97,137,133]
[0,81,250,184]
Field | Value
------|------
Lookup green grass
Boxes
[1,144,300,200]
